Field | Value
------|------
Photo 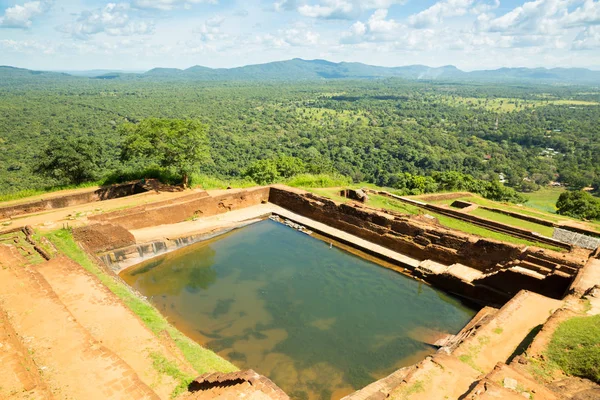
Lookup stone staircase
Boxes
[0,238,197,400]
[462,362,560,399]
[343,290,562,400]
[186,370,289,400]
[0,227,48,265]
[0,305,54,399]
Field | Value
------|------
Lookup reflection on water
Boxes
[121,220,476,400]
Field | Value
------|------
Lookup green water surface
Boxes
[120,219,475,400]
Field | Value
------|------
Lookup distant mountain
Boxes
[54,69,145,77]
[0,66,74,80]
[3,60,600,84]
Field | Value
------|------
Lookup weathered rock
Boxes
[504,377,518,390]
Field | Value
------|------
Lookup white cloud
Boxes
[563,0,600,28]
[0,0,51,29]
[132,0,218,11]
[479,0,568,34]
[278,0,406,19]
[298,0,355,19]
[4,0,600,71]
[61,3,154,40]
[470,0,499,15]
[233,9,249,17]
[196,16,229,41]
[0,38,54,53]
[282,25,320,46]
[573,25,600,49]
[274,0,299,12]
[341,9,402,43]
[409,0,475,28]
[248,25,320,48]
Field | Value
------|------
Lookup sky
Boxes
[0,0,599,71]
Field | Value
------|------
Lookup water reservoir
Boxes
[121,219,476,399]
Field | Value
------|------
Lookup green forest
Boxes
[1,71,599,206]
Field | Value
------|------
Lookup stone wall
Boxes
[387,194,571,251]
[554,228,600,250]
[269,187,580,301]
[73,223,136,253]
[271,187,519,271]
[91,187,270,230]
[0,181,149,220]
[479,206,555,227]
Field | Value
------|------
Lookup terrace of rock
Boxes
[0,184,598,400]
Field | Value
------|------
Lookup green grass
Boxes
[524,188,600,232]
[43,229,237,376]
[457,343,484,373]
[432,195,562,222]
[546,314,600,383]
[295,107,369,126]
[429,212,563,252]
[441,96,599,113]
[366,195,423,215]
[190,173,352,191]
[431,191,600,234]
[305,187,352,203]
[285,173,352,188]
[305,187,563,251]
[190,173,256,190]
[149,352,195,398]
[304,188,422,215]
[469,208,555,237]
[524,188,565,214]
[0,181,102,204]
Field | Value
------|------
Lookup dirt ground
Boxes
[1,185,598,400]
[0,242,197,399]
[1,188,205,230]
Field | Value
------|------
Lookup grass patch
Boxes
[429,212,564,252]
[458,354,480,372]
[302,188,422,216]
[366,195,422,215]
[311,188,564,250]
[189,173,256,190]
[431,191,600,233]
[295,107,369,126]
[441,96,599,113]
[43,229,237,376]
[405,380,425,395]
[524,188,564,214]
[285,173,352,188]
[546,314,600,383]
[0,181,102,204]
[525,357,558,383]
[304,187,352,203]
[431,194,564,223]
[469,208,555,237]
[149,352,195,398]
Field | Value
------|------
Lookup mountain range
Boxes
[2,59,600,84]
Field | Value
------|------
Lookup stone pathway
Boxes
[0,242,203,400]
[36,255,196,399]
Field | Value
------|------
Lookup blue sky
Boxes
[0,0,599,71]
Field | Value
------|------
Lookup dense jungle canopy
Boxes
[1,69,599,199]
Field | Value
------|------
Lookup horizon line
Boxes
[0,58,597,74]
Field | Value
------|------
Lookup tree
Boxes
[556,191,600,220]
[121,119,210,187]
[34,137,101,185]
[274,156,305,178]
[244,159,279,185]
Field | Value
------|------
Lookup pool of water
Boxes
[120,219,476,400]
